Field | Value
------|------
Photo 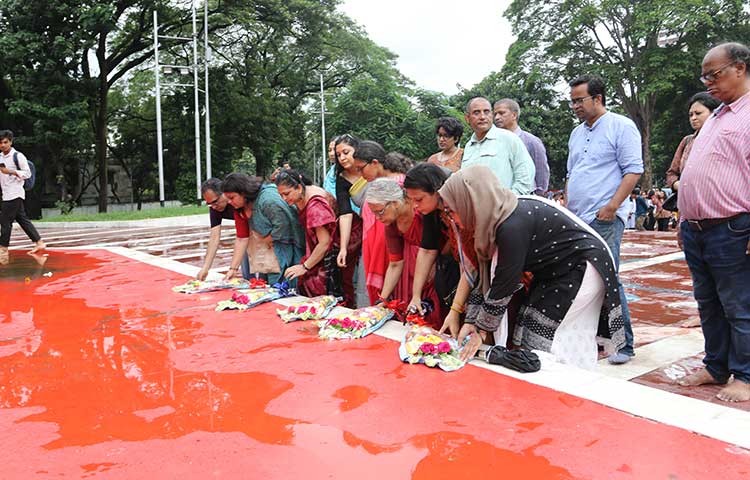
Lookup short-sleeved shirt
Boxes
[419,211,447,252]
[566,111,644,225]
[679,91,750,220]
[210,204,249,238]
[461,124,536,195]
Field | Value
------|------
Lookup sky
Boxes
[339,0,515,96]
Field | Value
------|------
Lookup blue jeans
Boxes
[681,214,750,383]
[589,217,634,356]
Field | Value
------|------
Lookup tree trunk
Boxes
[96,32,109,213]
[640,123,653,191]
[621,95,654,191]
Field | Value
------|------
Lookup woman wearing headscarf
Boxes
[440,166,625,369]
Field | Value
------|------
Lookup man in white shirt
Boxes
[0,130,45,263]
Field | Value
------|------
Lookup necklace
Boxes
[438,148,457,164]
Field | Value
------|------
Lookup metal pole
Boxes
[204,0,211,179]
[154,11,166,207]
[320,72,327,186]
[192,1,202,200]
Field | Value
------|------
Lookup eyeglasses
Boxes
[206,197,221,206]
[437,133,454,140]
[568,95,594,107]
[372,202,392,217]
[700,61,736,84]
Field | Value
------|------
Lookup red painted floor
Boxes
[2,249,750,479]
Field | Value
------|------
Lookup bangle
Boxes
[301,262,310,271]
[450,303,464,314]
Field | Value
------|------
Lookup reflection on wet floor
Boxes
[1,248,748,478]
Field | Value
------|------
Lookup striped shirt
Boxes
[679,90,750,220]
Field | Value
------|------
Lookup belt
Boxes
[685,214,743,232]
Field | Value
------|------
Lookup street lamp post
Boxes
[153,1,211,205]
[204,0,212,179]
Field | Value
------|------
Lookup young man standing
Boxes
[565,76,644,364]
[0,130,45,263]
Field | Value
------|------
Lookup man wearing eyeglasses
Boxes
[565,75,643,365]
[196,177,250,281]
[676,42,750,403]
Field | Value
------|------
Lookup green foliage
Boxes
[501,0,750,188]
[39,204,206,222]
[175,170,199,205]
[327,76,456,161]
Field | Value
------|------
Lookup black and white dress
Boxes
[466,196,626,358]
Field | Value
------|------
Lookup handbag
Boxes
[247,231,281,273]
[323,249,344,298]
[662,192,678,212]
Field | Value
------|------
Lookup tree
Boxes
[0,0,93,203]
[503,0,750,188]
[1,0,196,211]
[210,0,399,175]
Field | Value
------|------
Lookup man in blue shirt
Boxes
[462,97,535,195]
[566,75,643,364]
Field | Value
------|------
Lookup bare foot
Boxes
[0,247,8,265]
[29,241,46,255]
[677,367,725,387]
[717,380,750,402]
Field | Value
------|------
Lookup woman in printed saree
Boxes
[439,166,625,370]
[275,170,340,299]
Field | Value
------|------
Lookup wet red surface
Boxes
[2,248,750,478]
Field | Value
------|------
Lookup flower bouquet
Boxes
[318,306,394,340]
[215,281,293,311]
[277,295,340,323]
[172,277,250,294]
[398,325,466,371]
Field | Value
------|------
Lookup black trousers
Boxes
[1,197,41,247]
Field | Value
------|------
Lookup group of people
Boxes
[197,42,749,403]
[2,40,744,403]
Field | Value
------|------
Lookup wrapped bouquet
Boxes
[318,306,394,340]
[172,277,251,294]
[215,281,293,311]
[398,325,466,371]
[276,295,340,323]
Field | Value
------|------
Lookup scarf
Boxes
[438,165,518,293]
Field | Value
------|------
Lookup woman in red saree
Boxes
[275,170,339,298]
[364,178,441,328]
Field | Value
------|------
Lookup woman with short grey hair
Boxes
[365,178,441,327]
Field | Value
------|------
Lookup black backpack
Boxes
[13,152,36,191]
